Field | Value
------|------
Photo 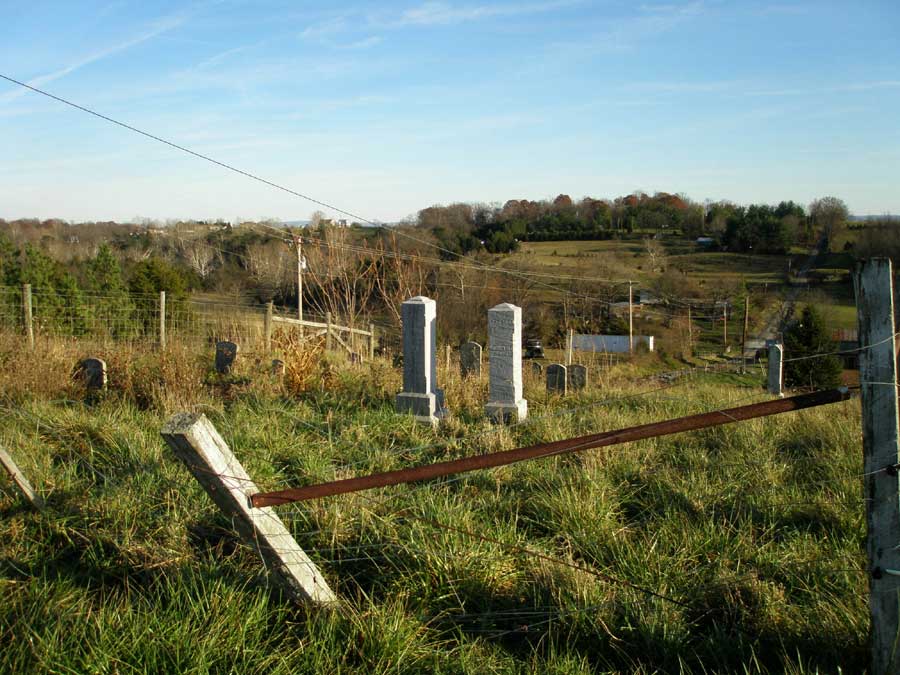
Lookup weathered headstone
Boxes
[767,343,784,397]
[546,363,567,395]
[215,341,239,374]
[531,361,543,376]
[271,359,285,377]
[568,364,588,391]
[485,304,527,423]
[78,357,107,392]
[459,341,482,378]
[396,296,447,425]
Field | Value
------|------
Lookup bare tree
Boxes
[809,196,849,251]
[178,237,219,280]
[643,236,668,272]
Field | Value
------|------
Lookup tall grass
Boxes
[0,332,868,673]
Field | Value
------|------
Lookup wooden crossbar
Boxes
[251,387,853,508]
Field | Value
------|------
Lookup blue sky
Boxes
[2,0,899,222]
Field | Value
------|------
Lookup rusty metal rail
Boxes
[250,387,853,508]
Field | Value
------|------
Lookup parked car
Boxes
[524,338,544,359]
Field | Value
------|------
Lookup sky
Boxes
[1,0,899,223]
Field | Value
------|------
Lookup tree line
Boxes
[414,193,850,256]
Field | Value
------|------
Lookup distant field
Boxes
[510,240,803,291]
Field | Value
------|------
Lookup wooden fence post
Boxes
[159,291,167,350]
[369,323,376,361]
[855,257,900,675]
[566,328,574,366]
[161,413,337,605]
[325,312,333,351]
[265,301,274,352]
[22,283,34,351]
[0,443,44,511]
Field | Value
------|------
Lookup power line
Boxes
[1,73,727,314]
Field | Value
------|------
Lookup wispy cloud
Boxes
[0,12,188,105]
[300,16,348,40]
[391,0,579,26]
[339,36,384,50]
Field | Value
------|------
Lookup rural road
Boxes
[749,235,826,351]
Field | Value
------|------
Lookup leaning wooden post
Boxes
[159,291,167,350]
[161,413,336,605]
[0,443,44,511]
[264,301,274,352]
[855,257,900,675]
[566,328,574,366]
[22,283,34,351]
[369,323,376,361]
[325,312,333,351]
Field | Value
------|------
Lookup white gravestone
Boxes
[396,296,447,425]
[767,343,784,397]
[485,303,528,423]
[460,341,482,378]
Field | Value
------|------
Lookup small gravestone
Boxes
[215,341,239,374]
[78,357,107,392]
[531,361,543,376]
[460,341,482,378]
[271,359,285,377]
[568,364,587,391]
[546,364,567,395]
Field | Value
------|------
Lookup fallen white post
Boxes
[161,413,336,605]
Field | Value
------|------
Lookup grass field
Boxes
[0,333,868,674]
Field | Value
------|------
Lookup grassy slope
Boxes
[0,336,868,674]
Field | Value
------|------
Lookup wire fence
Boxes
[0,285,396,356]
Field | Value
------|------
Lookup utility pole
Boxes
[741,295,750,374]
[628,281,634,355]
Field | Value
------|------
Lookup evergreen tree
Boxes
[784,305,842,389]
[87,244,135,337]
[128,258,192,335]
[19,244,88,335]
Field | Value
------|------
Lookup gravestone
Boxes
[459,341,482,378]
[546,364,567,395]
[78,357,107,392]
[531,361,543,376]
[485,304,528,423]
[215,341,239,374]
[568,364,588,391]
[767,343,784,397]
[396,296,447,425]
[271,359,285,377]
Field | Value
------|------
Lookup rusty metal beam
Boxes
[251,387,853,508]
